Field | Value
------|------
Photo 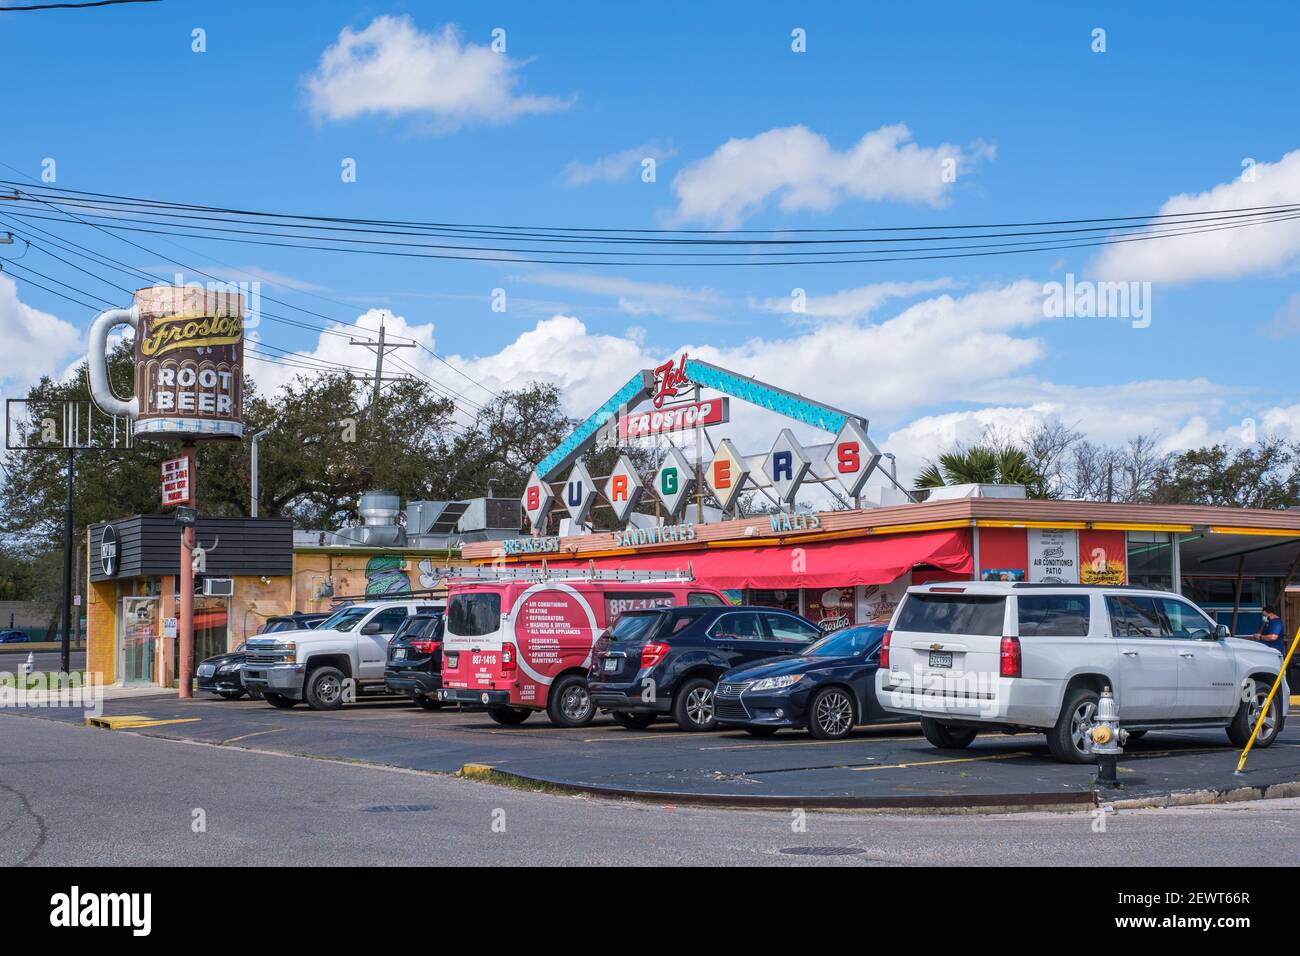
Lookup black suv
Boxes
[383,612,445,710]
[588,605,823,730]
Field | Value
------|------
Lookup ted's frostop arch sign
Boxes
[519,353,888,535]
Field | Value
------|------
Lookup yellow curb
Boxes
[458,763,496,778]
[85,715,202,730]
[1290,695,1299,707]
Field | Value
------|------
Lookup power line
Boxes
[0,0,161,10]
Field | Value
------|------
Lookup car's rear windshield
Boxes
[894,593,1006,636]
[447,593,501,637]
[607,610,666,642]
[1017,595,1091,637]
[395,616,442,641]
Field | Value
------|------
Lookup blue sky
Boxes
[1,0,1298,480]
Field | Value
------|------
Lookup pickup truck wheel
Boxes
[263,692,296,709]
[673,677,718,731]
[920,716,977,749]
[304,666,347,711]
[547,675,596,727]
[1046,687,1099,763]
[1227,682,1282,748]
[487,706,531,725]
[610,711,656,730]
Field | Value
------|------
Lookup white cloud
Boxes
[749,278,959,321]
[1263,292,1300,339]
[519,272,725,321]
[0,274,82,394]
[303,16,572,129]
[563,141,677,186]
[1092,149,1300,284]
[670,124,995,227]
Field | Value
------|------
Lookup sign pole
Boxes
[177,442,196,699]
[59,447,74,675]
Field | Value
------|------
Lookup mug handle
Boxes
[86,306,140,417]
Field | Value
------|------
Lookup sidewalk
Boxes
[0,682,176,707]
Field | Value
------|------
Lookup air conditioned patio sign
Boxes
[1028,528,1079,584]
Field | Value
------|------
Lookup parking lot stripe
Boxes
[703,734,922,752]
[850,751,1035,771]
[221,729,287,745]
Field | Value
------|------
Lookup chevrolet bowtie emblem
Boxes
[930,643,944,651]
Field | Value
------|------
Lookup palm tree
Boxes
[915,444,1046,496]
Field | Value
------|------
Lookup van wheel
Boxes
[808,687,857,740]
[304,666,347,711]
[547,675,596,727]
[920,716,977,750]
[673,677,718,731]
[1227,682,1281,748]
[487,706,531,726]
[610,711,656,730]
[1046,687,1099,763]
[263,692,296,709]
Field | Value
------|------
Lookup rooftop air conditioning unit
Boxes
[203,578,234,597]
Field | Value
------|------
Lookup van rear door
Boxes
[889,590,1008,694]
[442,589,505,690]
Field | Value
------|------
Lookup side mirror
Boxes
[361,622,382,635]
[1214,624,1231,640]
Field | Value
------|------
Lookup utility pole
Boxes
[348,316,415,416]
[59,448,73,674]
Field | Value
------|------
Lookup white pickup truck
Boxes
[876,582,1288,762]
[242,600,444,710]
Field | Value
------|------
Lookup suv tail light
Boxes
[879,630,892,669]
[640,642,670,669]
[410,639,441,655]
[501,642,517,673]
[1000,636,1021,678]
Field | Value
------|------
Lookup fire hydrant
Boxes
[1087,686,1128,788]
[18,652,33,680]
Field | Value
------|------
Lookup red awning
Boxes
[535,529,972,590]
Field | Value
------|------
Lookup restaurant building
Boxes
[461,352,1300,640]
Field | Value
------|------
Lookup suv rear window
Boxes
[895,593,1006,636]
[608,611,664,642]
[1017,595,1090,637]
[447,593,501,637]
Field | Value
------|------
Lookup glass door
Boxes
[193,596,230,664]
[120,596,159,685]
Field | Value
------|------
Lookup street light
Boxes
[250,428,271,518]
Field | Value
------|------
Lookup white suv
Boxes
[875,582,1287,762]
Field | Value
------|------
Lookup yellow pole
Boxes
[1235,626,1299,773]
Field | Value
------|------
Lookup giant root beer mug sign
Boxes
[87,285,245,441]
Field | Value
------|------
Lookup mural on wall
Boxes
[365,554,414,597]
[1079,530,1127,585]
[858,576,911,624]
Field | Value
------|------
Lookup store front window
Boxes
[120,596,158,685]
[1127,531,1174,591]
[743,589,801,613]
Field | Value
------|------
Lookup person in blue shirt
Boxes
[1253,608,1287,656]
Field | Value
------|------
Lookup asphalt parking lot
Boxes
[6,691,1297,809]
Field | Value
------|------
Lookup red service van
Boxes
[438,570,728,726]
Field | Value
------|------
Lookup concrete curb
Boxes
[1105,778,1300,810]
[456,763,1099,813]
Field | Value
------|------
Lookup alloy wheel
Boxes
[1247,691,1277,740]
[1069,700,1097,756]
[816,691,853,737]
[686,686,714,726]
[315,673,341,704]
[562,685,592,722]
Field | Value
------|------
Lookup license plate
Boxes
[928,651,953,668]
[603,658,618,673]
[393,648,407,660]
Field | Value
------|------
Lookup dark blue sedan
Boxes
[714,624,900,739]
[0,630,31,644]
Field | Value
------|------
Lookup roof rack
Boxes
[423,559,696,584]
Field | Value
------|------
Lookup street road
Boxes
[0,712,1296,866]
